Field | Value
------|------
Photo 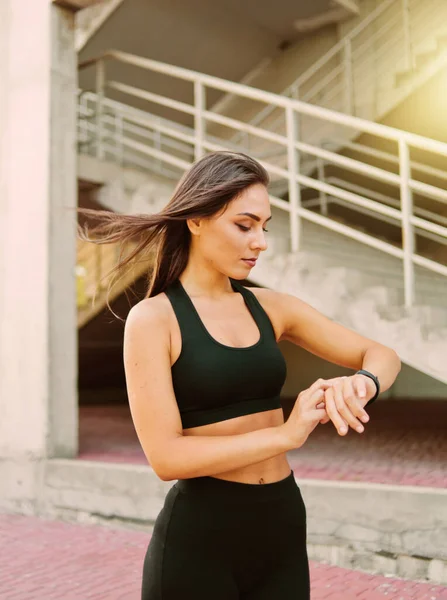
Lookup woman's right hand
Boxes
[280,379,328,450]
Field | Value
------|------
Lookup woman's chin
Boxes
[228,265,253,280]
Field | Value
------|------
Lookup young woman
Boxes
[80,151,401,599]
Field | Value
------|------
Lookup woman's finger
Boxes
[353,374,367,399]
[332,380,364,434]
[347,377,370,423]
[324,387,348,435]
[315,400,330,423]
[302,380,329,403]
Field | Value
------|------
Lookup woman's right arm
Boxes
[123,300,325,481]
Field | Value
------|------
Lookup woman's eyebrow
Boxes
[236,212,272,222]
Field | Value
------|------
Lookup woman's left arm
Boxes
[258,289,401,385]
[253,288,401,433]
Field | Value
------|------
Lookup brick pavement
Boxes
[1,513,446,600]
[78,400,447,488]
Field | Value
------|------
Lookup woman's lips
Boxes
[242,258,257,267]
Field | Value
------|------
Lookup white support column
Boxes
[286,105,301,253]
[0,0,78,460]
[399,138,415,308]
[194,80,206,161]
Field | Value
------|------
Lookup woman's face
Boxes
[189,183,271,280]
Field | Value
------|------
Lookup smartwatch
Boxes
[356,369,380,407]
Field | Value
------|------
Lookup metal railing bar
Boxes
[82,90,197,138]
[121,149,182,178]
[117,120,193,158]
[297,205,405,258]
[108,108,196,143]
[231,0,397,136]
[327,177,447,222]
[101,108,264,162]
[322,137,447,183]
[412,254,447,277]
[101,112,196,152]
[121,136,191,170]
[311,80,344,108]
[268,194,291,212]
[411,215,447,238]
[108,80,196,117]
[294,141,401,186]
[351,9,401,62]
[411,180,447,203]
[201,139,289,179]
[78,50,447,156]
[203,110,287,146]
[316,194,447,246]
[301,63,344,104]
[296,174,402,220]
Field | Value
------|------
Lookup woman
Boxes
[80,151,401,599]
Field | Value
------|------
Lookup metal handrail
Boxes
[321,137,447,184]
[309,176,447,242]
[77,48,447,307]
[78,50,447,154]
[232,0,446,140]
[230,0,398,137]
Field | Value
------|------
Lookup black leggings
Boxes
[141,470,310,599]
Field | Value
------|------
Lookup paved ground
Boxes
[78,399,447,487]
[1,513,446,600]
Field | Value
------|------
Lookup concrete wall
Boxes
[0,0,78,459]
[33,459,447,584]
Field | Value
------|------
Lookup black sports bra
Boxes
[164,279,287,428]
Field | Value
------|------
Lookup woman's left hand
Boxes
[315,374,377,436]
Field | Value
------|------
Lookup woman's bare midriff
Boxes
[182,408,292,485]
[165,288,291,486]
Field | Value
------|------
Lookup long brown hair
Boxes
[78,151,269,314]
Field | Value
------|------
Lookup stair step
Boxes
[415,49,440,70]
[395,67,418,87]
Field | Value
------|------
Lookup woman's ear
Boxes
[186,217,202,236]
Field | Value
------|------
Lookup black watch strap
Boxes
[356,369,380,407]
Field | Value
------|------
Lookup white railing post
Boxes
[95,59,105,160]
[399,138,415,308]
[79,92,89,150]
[194,80,206,161]
[402,0,412,72]
[290,83,300,100]
[115,111,124,167]
[317,157,328,216]
[286,105,301,253]
[344,39,354,115]
[154,128,163,173]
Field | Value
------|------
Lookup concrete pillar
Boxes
[0,0,78,459]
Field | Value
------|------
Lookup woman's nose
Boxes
[251,231,268,251]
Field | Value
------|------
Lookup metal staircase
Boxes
[76,45,447,382]
[231,0,447,161]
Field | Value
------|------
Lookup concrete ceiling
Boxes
[219,0,339,38]
[78,0,351,126]
[53,0,103,10]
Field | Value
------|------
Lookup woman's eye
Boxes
[237,224,269,233]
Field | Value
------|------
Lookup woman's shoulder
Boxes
[243,284,283,311]
[125,292,172,336]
